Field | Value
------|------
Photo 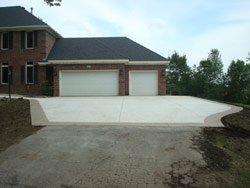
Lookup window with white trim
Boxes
[26,31,34,49]
[1,63,8,84]
[26,62,33,84]
[1,32,9,49]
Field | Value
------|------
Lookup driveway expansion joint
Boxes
[28,96,242,127]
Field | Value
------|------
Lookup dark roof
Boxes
[0,6,47,27]
[46,37,167,61]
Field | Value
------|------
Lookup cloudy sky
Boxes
[1,0,250,70]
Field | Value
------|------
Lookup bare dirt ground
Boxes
[195,107,250,188]
[0,98,42,153]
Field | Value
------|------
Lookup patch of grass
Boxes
[211,135,228,148]
[240,168,250,187]
[233,103,250,108]
[226,138,250,188]
[231,158,250,188]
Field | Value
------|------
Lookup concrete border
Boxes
[29,99,50,126]
[204,104,242,127]
[190,96,243,127]
[29,98,242,127]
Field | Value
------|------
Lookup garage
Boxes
[129,71,158,96]
[60,71,119,96]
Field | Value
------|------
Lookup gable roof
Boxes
[0,6,61,37]
[0,6,167,63]
[0,6,47,27]
[45,37,167,62]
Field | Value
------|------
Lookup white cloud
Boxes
[0,0,249,71]
[53,0,175,53]
[184,22,250,70]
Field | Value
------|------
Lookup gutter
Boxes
[0,25,62,38]
[129,61,169,65]
[38,60,169,66]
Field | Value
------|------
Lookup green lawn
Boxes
[233,103,250,108]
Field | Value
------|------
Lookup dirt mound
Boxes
[221,107,250,136]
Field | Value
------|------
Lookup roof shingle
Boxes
[46,37,167,61]
[0,6,47,28]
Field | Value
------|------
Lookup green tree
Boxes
[195,49,224,99]
[206,49,224,83]
[166,52,191,95]
[242,83,250,104]
[225,60,250,103]
[44,0,61,6]
[247,52,250,61]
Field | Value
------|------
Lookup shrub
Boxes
[242,84,250,104]
[41,80,53,96]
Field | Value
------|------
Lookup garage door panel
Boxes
[60,71,119,96]
[129,71,158,96]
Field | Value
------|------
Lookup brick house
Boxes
[0,6,168,96]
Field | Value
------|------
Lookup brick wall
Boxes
[0,30,166,96]
[45,31,56,56]
[0,30,56,95]
[53,64,166,96]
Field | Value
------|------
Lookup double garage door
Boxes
[60,70,158,96]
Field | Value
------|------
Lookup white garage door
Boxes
[60,71,119,96]
[129,71,158,96]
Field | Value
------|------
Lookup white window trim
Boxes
[1,63,8,84]
[1,32,9,50]
[26,62,34,84]
[26,31,34,49]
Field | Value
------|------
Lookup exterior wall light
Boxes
[53,70,57,76]
[161,70,165,76]
[120,69,124,75]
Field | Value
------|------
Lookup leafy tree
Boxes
[44,0,61,6]
[165,49,250,104]
[225,60,250,103]
[166,52,191,95]
[242,83,250,104]
[195,49,224,99]
[247,52,250,61]
[206,49,224,83]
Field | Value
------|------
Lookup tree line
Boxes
[166,50,250,104]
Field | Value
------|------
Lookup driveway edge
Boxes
[29,99,50,126]
[29,98,243,127]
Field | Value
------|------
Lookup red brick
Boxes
[0,30,55,95]
[0,30,166,96]
[53,64,166,96]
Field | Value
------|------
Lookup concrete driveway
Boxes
[0,96,242,187]
[0,126,206,188]
[30,96,241,127]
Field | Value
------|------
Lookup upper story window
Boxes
[1,32,9,49]
[1,63,8,84]
[26,31,34,49]
[21,31,38,49]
